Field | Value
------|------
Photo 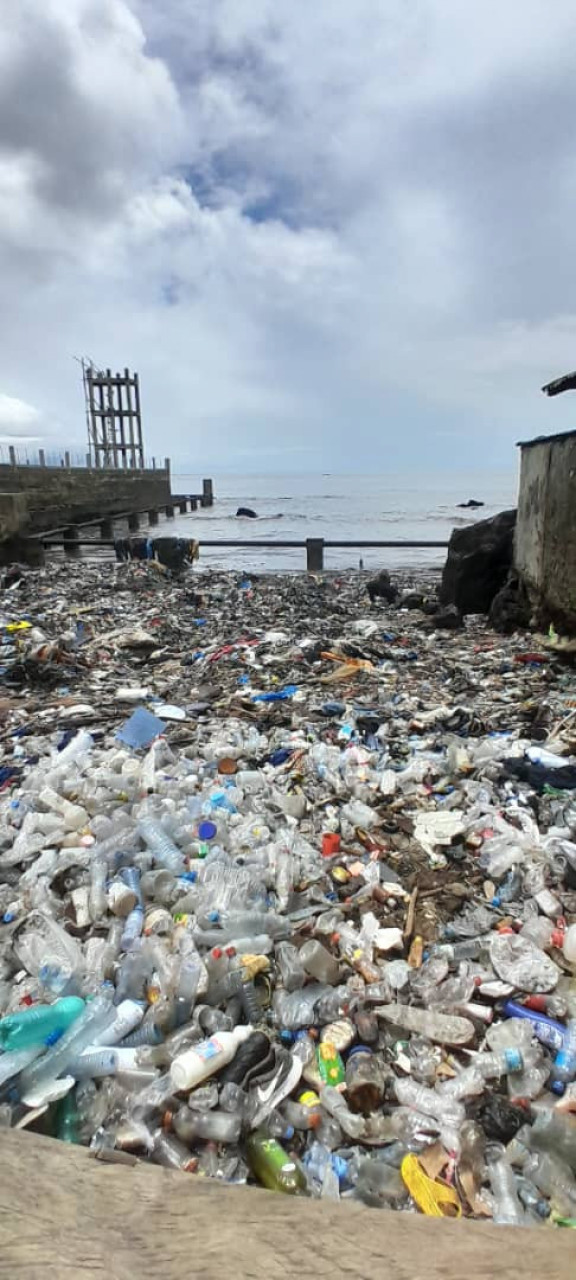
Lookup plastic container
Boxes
[170,1025,253,1092]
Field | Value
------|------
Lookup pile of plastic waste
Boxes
[1,560,576,1225]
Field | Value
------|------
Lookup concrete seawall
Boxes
[0,464,171,539]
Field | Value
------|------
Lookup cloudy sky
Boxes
[2,0,576,472]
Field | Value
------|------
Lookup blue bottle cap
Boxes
[198,821,217,841]
[347,1044,372,1059]
[551,1080,566,1096]
[504,1048,523,1073]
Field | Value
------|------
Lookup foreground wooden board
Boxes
[0,1129,573,1280]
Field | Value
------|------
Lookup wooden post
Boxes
[38,449,46,467]
[64,451,70,468]
[100,518,113,538]
[165,504,174,518]
[306,538,324,572]
[148,509,159,526]
[8,446,16,467]
[202,478,213,506]
[63,526,80,557]
[128,512,140,532]
[134,373,144,468]
[178,499,187,514]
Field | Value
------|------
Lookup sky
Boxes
[2,0,576,473]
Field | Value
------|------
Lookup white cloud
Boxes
[1,0,576,468]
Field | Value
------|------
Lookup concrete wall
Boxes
[515,433,576,628]
[0,464,170,534]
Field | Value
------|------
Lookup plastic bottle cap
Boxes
[347,1044,372,1059]
[551,1080,566,1096]
[322,833,341,857]
[504,1049,523,1073]
[198,821,217,841]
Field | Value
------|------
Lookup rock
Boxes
[367,571,398,605]
[236,507,258,518]
[431,605,464,630]
[440,509,516,616]
[398,590,425,610]
[457,499,485,509]
[489,571,531,634]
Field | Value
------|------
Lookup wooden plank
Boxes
[0,1130,572,1280]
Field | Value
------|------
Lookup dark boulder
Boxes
[440,509,516,616]
[489,571,531,634]
[431,604,464,630]
[457,499,484,509]
[236,507,258,518]
[367,570,398,605]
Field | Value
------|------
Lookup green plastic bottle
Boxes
[316,1041,345,1087]
[55,1090,79,1144]
[0,997,85,1051]
[246,1131,307,1195]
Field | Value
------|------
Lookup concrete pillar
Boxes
[63,526,80,557]
[152,458,156,470]
[202,478,214,506]
[38,449,46,467]
[64,451,71,468]
[178,499,187,514]
[128,512,140,532]
[8,447,16,467]
[165,504,174,518]
[190,497,198,511]
[100,518,113,538]
[306,538,324,572]
[164,457,171,481]
[148,509,159,525]
[86,453,91,469]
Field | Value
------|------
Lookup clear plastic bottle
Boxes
[173,1106,242,1144]
[38,787,88,831]
[319,1086,366,1139]
[530,1109,576,1171]
[487,1148,526,1226]
[138,817,185,875]
[521,917,564,951]
[89,857,107,923]
[152,1129,197,1172]
[299,940,340,986]
[377,1003,475,1045]
[458,1120,486,1194]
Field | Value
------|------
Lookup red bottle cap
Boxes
[322,833,341,857]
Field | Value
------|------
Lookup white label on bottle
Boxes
[196,1038,222,1061]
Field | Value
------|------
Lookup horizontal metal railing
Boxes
[35,532,448,570]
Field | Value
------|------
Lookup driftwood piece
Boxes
[0,1128,573,1279]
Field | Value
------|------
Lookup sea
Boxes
[169,470,518,573]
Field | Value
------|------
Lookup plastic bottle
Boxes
[530,1110,576,1172]
[0,1044,44,1087]
[138,817,185,875]
[38,787,88,831]
[489,933,560,994]
[488,1149,526,1226]
[316,1041,345,1087]
[319,1086,366,1139]
[121,904,144,952]
[245,1131,307,1195]
[92,1000,144,1046]
[346,1046,386,1114]
[299,940,340,986]
[0,996,85,1050]
[170,1024,253,1092]
[282,1092,323,1131]
[458,1120,486,1195]
[173,1106,242,1145]
[152,1129,197,1172]
[89,857,107,923]
[502,1001,565,1053]
[521,917,564,951]
[376,1003,475,1045]
[19,993,115,1104]
[275,942,306,992]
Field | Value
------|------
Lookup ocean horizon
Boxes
[169,469,518,572]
